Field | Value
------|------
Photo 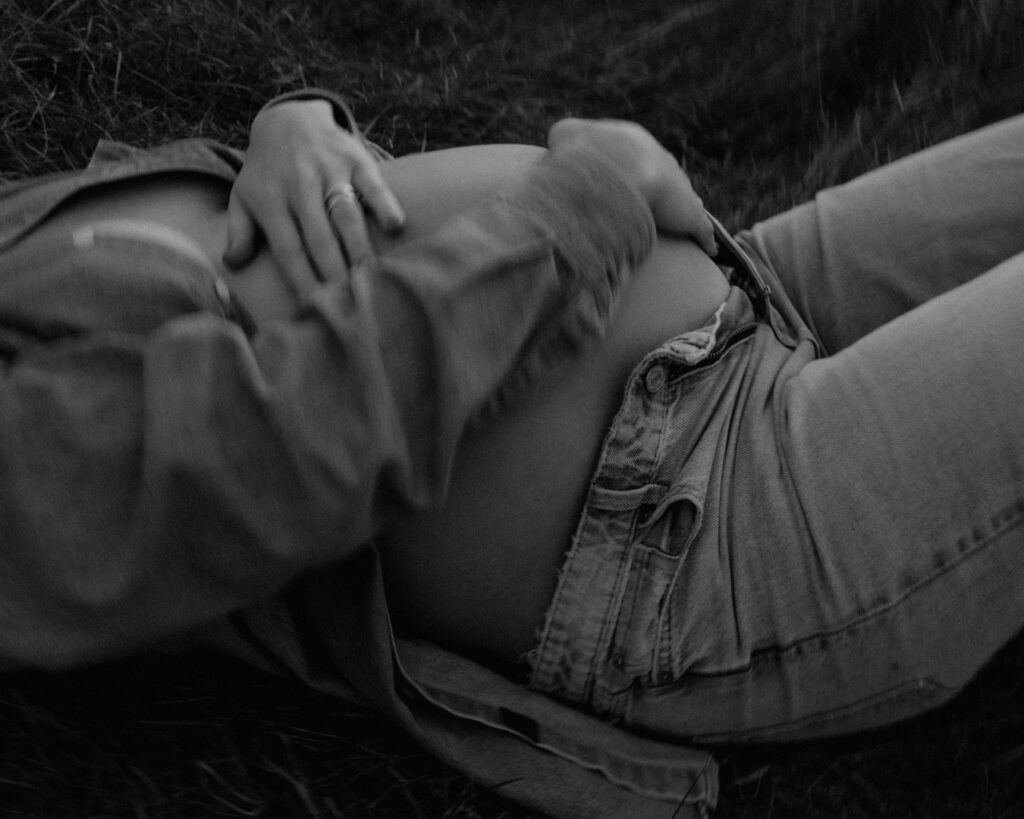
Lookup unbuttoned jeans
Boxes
[530,113,1024,744]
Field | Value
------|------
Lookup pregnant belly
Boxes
[33,148,730,671]
[378,228,731,672]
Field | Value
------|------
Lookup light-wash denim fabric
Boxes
[531,113,1024,749]
[0,122,717,817]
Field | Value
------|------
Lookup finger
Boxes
[697,211,719,257]
[652,170,717,254]
[546,117,587,150]
[265,218,321,297]
[675,162,717,256]
[352,161,405,234]
[327,194,373,270]
[294,192,350,284]
[223,189,259,268]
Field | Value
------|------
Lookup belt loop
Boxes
[706,211,772,316]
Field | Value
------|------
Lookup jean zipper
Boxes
[698,320,759,367]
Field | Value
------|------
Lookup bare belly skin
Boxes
[373,149,731,670]
[33,144,730,671]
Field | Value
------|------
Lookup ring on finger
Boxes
[324,182,360,213]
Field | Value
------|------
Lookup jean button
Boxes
[644,364,666,393]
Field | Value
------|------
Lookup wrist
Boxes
[256,89,392,161]
[258,88,358,133]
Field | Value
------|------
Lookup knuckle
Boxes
[293,162,321,188]
[273,231,302,254]
[330,203,362,224]
[310,225,339,252]
[352,159,384,185]
[342,224,370,250]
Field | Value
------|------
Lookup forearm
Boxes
[153,142,656,563]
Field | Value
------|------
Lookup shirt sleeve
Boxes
[0,143,655,668]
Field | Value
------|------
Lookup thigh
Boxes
[738,114,1024,353]
[626,252,1024,742]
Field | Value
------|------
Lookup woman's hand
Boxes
[223,100,406,293]
[547,118,717,256]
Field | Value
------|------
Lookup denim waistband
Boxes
[707,212,772,321]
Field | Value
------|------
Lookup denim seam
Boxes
[687,678,950,744]
[594,403,667,713]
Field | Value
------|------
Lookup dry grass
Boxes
[3,0,1024,816]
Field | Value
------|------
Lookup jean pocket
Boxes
[589,480,708,680]
[634,481,706,558]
